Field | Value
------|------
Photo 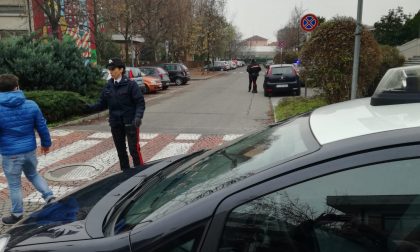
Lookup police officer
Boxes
[246,59,262,93]
[88,58,145,170]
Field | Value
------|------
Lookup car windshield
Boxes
[140,68,154,75]
[112,115,319,233]
[271,67,294,75]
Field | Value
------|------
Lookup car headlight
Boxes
[0,234,10,252]
[151,80,157,85]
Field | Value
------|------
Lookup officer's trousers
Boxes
[111,124,144,170]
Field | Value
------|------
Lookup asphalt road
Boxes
[63,68,275,134]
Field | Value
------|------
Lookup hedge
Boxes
[25,90,88,123]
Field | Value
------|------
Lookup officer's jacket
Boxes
[91,76,145,127]
[247,63,262,76]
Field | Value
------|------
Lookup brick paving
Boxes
[0,129,243,233]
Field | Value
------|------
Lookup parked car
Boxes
[139,67,170,90]
[160,63,190,85]
[205,61,227,71]
[263,64,301,97]
[141,73,162,94]
[228,60,237,70]
[3,66,420,252]
[124,67,146,94]
[3,65,420,252]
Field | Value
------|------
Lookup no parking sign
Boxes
[300,13,319,32]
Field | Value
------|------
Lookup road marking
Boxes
[36,140,101,171]
[175,134,202,141]
[0,183,7,190]
[150,143,194,161]
[24,186,76,203]
[223,134,243,141]
[50,130,73,137]
[140,141,148,147]
[88,132,113,139]
[83,148,120,176]
[140,133,158,140]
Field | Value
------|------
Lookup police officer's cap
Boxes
[107,58,125,69]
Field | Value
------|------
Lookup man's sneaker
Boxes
[2,214,23,225]
[45,196,56,205]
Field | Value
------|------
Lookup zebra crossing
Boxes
[0,129,243,203]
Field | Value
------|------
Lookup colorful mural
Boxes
[32,0,97,63]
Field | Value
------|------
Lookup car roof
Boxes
[270,64,293,68]
[310,97,420,145]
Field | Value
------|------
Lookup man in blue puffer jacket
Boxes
[0,74,55,225]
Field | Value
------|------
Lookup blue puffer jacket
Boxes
[0,91,51,156]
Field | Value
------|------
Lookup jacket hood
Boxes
[0,90,25,107]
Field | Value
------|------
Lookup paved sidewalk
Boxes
[0,129,244,234]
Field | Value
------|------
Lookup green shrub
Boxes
[0,35,100,95]
[25,90,88,123]
[275,96,328,121]
[274,50,298,64]
[300,17,382,104]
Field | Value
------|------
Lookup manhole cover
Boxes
[45,164,100,182]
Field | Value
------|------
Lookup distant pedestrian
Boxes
[247,59,262,93]
[0,74,55,225]
[87,58,145,171]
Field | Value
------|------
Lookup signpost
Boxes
[300,13,319,32]
[277,40,286,63]
[300,13,319,98]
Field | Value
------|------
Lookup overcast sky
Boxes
[226,0,420,42]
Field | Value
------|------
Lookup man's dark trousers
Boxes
[249,75,258,92]
[111,124,144,170]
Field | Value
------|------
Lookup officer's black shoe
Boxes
[2,214,23,225]
[252,90,257,93]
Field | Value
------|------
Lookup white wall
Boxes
[397,39,420,59]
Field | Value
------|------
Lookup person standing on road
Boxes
[87,58,145,171]
[0,74,55,225]
[247,59,262,93]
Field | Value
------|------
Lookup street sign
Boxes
[300,13,319,32]
[277,40,286,49]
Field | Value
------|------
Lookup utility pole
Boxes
[351,0,363,100]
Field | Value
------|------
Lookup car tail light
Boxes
[159,73,163,79]
[267,67,273,75]
[267,88,273,93]
[129,70,134,79]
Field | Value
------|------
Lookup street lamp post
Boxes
[351,0,363,100]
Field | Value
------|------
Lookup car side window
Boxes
[219,158,420,252]
[152,227,205,252]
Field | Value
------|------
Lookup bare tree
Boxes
[32,0,63,38]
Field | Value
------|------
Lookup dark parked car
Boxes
[263,64,301,97]
[3,66,420,252]
[139,67,170,90]
[160,63,190,85]
[204,61,227,71]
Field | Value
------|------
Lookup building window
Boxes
[0,5,26,15]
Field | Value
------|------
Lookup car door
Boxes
[201,142,420,252]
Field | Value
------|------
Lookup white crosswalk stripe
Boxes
[36,140,101,172]
[150,143,194,161]
[50,130,73,137]
[0,183,7,190]
[88,132,113,139]
[24,186,75,203]
[223,134,243,141]
[140,133,158,140]
[175,134,202,141]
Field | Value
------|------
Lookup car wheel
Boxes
[175,78,183,86]
[264,89,270,97]
[295,89,301,96]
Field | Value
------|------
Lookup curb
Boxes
[56,110,109,127]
